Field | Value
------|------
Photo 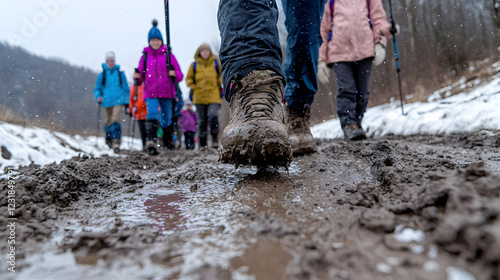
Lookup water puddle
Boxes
[231,239,292,279]
[144,191,187,233]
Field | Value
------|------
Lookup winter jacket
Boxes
[179,109,197,133]
[94,63,130,108]
[137,45,184,100]
[319,0,392,64]
[129,84,147,120]
[185,44,222,105]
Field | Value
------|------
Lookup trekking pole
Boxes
[131,117,136,150]
[387,0,405,115]
[126,106,131,144]
[96,103,101,148]
[163,0,176,120]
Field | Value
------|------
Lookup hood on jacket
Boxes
[194,43,213,59]
[194,43,219,67]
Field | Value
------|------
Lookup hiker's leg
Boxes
[282,0,326,113]
[218,0,282,102]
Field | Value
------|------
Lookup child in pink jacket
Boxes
[178,100,197,150]
[318,0,393,140]
[133,20,184,155]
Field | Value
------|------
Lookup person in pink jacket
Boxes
[133,20,184,155]
[318,0,395,140]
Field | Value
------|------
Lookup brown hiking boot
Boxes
[218,70,292,168]
[342,123,367,140]
[286,105,317,155]
[145,140,159,155]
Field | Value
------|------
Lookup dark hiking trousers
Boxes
[195,104,220,140]
[137,119,147,148]
[184,131,195,150]
[218,0,326,113]
[331,57,374,128]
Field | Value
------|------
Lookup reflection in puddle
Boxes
[144,191,187,233]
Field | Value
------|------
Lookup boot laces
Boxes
[240,90,280,121]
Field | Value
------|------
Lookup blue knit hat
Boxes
[148,19,163,43]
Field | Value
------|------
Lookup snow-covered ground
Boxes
[312,61,500,139]
[0,123,143,172]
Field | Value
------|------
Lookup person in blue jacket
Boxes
[94,51,130,152]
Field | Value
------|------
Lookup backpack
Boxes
[328,0,372,41]
[102,65,123,87]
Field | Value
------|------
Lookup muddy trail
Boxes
[1,130,500,280]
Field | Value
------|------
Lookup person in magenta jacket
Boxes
[317,0,393,141]
[178,100,197,150]
[133,20,184,155]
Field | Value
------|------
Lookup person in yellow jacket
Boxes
[185,44,223,149]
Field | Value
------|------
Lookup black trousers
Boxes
[195,104,220,139]
[332,57,373,128]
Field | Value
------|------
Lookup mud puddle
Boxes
[1,130,500,279]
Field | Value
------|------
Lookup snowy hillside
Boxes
[312,61,500,139]
[0,123,142,172]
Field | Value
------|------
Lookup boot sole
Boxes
[289,135,318,155]
[348,132,367,141]
[292,145,318,155]
[218,140,292,168]
[148,147,159,156]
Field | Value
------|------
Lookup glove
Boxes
[317,61,331,84]
[373,42,386,66]
[131,107,137,118]
[389,24,400,35]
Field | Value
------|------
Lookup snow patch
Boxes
[446,267,475,280]
[0,122,143,172]
[376,262,392,274]
[392,225,425,243]
[312,73,500,139]
[424,260,440,272]
[410,244,425,254]
[428,244,439,259]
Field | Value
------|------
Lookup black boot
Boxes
[145,120,159,155]
[105,139,112,149]
[211,134,219,149]
[199,137,208,150]
[163,125,175,150]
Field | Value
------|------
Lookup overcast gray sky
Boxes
[0,0,221,93]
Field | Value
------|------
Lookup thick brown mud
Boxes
[1,130,500,279]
